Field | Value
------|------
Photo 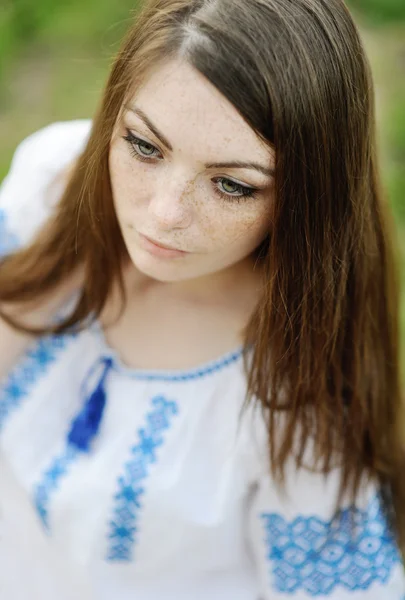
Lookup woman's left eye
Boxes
[212,177,258,201]
[122,130,161,161]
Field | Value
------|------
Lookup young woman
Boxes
[1,0,404,598]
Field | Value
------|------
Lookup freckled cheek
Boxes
[199,206,271,250]
[109,155,149,216]
[109,151,127,209]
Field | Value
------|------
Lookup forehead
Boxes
[126,58,273,164]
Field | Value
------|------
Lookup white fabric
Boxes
[0,121,404,600]
[0,452,93,600]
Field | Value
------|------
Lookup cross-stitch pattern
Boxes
[34,446,79,529]
[0,335,74,432]
[107,395,179,562]
[261,494,402,596]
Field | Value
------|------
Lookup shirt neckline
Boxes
[90,319,245,382]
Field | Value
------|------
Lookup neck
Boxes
[122,255,262,308]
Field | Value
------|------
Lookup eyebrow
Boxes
[124,104,275,178]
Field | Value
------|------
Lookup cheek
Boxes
[109,147,127,208]
[200,201,272,252]
[109,146,148,215]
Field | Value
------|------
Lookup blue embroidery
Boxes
[113,350,243,383]
[107,395,179,561]
[0,208,19,257]
[34,446,78,529]
[0,334,74,432]
[33,355,114,527]
[262,494,402,596]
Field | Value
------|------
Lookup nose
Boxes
[147,169,194,230]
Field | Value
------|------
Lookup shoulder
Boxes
[5,119,92,173]
[0,120,92,255]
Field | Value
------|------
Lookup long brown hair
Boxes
[1,0,404,546]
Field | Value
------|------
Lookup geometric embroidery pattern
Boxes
[107,395,179,561]
[33,445,79,530]
[33,356,114,529]
[0,334,75,432]
[261,493,403,596]
[124,349,243,383]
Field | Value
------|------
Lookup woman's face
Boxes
[109,58,275,284]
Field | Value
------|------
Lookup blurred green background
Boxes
[0,0,404,365]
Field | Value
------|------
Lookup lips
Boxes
[142,234,183,252]
[137,232,188,259]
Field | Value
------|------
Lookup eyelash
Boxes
[122,130,258,202]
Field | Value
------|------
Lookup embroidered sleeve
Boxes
[246,468,405,599]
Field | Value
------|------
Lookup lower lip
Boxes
[138,233,188,259]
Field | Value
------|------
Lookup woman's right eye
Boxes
[122,130,162,162]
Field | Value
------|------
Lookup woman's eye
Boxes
[122,130,161,161]
[137,140,157,157]
[122,131,257,202]
[213,177,258,201]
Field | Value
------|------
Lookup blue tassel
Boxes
[67,357,113,452]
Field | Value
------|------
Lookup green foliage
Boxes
[386,93,405,162]
[386,92,405,225]
[0,0,54,78]
[0,0,138,80]
[348,0,405,24]
[38,0,138,48]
